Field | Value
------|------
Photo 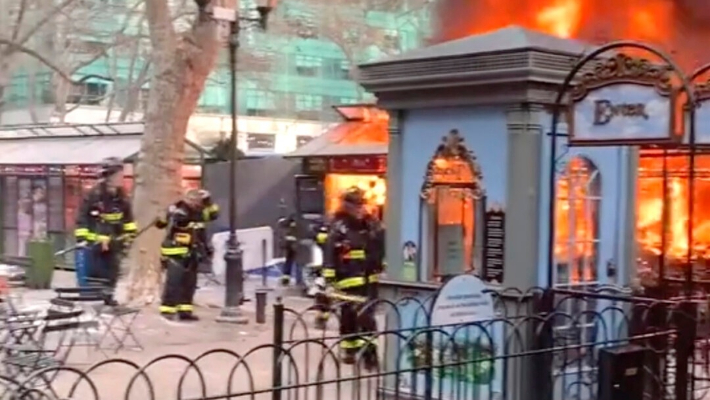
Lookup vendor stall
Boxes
[0,122,207,263]
[287,105,388,221]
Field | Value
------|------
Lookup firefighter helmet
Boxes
[341,186,365,206]
[100,157,123,178]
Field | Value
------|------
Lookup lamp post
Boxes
[213,0,277,324]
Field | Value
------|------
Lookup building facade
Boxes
[1,0,431,149]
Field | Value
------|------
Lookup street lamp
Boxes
[213,0,278,324]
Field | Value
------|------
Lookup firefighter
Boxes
[74,157,137,306]
[312,221,333,330]
[324,187,385,370]
[278,214,299,286]
[156,189,219,321]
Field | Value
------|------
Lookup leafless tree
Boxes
[274,0,431,100]
[125,0,233,302]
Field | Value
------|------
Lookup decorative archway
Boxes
[419,129,485,281]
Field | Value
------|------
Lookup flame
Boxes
[535,0,582,38]
[636,154,710,259]
[325,174,386,215]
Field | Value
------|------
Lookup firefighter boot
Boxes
[280,275,291,286]
[314,312,329,330]
[340,348,356,365]
[362,346,379,371]
[161,312,176,322]
[179,312,200,322]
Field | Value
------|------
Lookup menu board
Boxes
[482,209,505,283]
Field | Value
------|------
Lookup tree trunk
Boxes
[124,3,222,303]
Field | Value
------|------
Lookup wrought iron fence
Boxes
[0,284,706,400]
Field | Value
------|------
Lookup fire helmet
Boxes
[341,186,365,206]
[100,157,123,178]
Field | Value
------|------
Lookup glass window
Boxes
[17,179,32,256]
[295,55,321,77]
[64,177,83,232]
[554,157,601,287]
[31,179,48,240]
[296,135,314,148]
[48,177,64,233]
[3,229,17,257]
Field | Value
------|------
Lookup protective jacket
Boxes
[74,184,137,245]
[324,211,384,293]
[155,199,219,257]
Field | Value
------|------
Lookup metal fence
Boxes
[0,284,706,400]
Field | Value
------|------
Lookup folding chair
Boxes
[1,309,97,387]
[79,277,143,353]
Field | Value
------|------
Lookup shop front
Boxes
[287,105,388,221]
[0,122,206,263]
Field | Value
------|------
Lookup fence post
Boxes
[272,297,284,400]
[674,301,697,400]
[534,289,554,400]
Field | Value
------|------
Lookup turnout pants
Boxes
[282,242,297,280]
[160,255,198,316]
[339,284,378,358]
[90,245,121,304]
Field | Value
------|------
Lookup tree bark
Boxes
[125,1,223,303]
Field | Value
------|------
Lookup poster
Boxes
[395,275,503,400]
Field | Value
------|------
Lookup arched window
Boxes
[420,130,484,282]
[554,156,601,287]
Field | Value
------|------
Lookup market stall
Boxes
[0,122,207,263]
[287,105,388,221]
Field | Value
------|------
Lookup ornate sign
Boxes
[420,129,484,201]
[568,53,678,146]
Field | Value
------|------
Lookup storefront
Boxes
[287,105,388,220]
[0,122,207,261]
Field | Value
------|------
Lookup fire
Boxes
[536,0,582,38]
[637,154,710,259]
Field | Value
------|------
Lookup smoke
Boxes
[432,0,710,70]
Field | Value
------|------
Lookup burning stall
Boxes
[287,105,388,220]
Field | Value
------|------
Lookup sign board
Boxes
[430,274,495,326]
[482,208,505,284]
[568,53,678,146]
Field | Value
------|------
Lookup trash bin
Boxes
[75,246,91,288]
[26,240,55,289]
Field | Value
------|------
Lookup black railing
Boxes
[0,284,707,400]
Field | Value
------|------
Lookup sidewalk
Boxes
[11,271,376,400]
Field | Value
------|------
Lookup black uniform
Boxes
[157,198,219,320]
[74,184,137,304]
[313,222,333,328]
[279,215,299,285]
[324,210,384,368]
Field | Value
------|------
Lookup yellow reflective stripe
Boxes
[123,222,137,232]
[96,235,111,242]
[368,274,379,283]
[74,228,89,237]
[320,312,330,319]
[202,204,219,220]
[336,277,365,289]
[329,291,367,303]
[316,232,328,243]
[344,249,365,259]
[161,247,189,256]
[189,222,206,228]
[322,268,336,278]
[160,306,177,313]
[86,233,97,241]
[101,213,123,221]
[177,304,193,312]
[174,233,192,244]
[340,339,366,349]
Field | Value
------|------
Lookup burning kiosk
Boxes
[287,104,388,221]
[356,25,704,400]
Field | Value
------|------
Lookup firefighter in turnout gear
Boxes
[278,214,299,286]
[324,187,385,370]
[312,221,333,330]
[157,189,220,321]
[74,157,138,305]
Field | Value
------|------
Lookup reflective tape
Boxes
[161,247,189,256]
[177,304,193,312]
[159,305,176,313]
[123,221,138,232]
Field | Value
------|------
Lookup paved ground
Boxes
[1,272,388,400]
